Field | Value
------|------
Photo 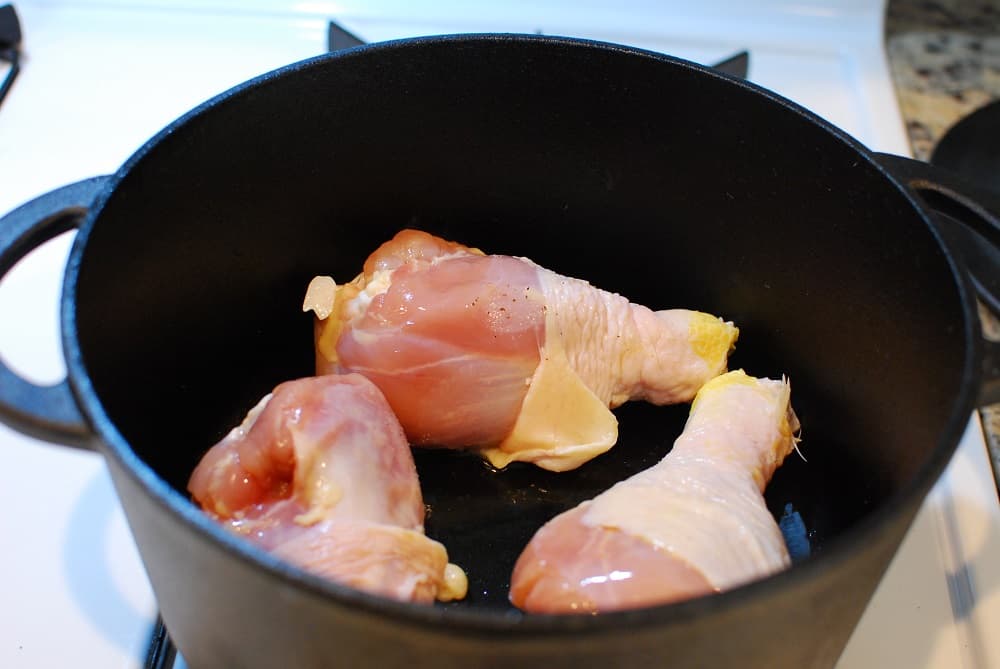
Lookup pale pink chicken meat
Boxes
[509,370,800,613]
[303,229,739,472]
[188,374,466,604]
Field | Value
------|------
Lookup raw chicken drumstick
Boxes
[303,229,738,472]
[188,374,466,604]
[509,370,800,613]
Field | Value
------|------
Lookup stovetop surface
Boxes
[1,3,998,668]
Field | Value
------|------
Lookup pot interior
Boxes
[72,36,970,612]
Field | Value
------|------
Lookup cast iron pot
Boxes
[2,35,999,669]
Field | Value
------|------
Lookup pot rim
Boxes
[60,32,982,636]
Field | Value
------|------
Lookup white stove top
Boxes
[1,2,998,667]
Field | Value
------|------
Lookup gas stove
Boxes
[1,2,998,667]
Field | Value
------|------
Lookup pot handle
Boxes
[873,153,1000,406]
[0,176,111,450]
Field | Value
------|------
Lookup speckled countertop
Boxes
[884,0,1000,485]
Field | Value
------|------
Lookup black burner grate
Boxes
[0,4,22,109]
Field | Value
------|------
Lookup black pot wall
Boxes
[64,35,974,667]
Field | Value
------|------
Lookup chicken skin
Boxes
[304,229,738,471]
[188,374,466,604]
[510,370,799,613]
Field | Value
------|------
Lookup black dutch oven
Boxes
[1,35,998,668]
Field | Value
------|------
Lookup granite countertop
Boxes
[885,0,1000,484]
